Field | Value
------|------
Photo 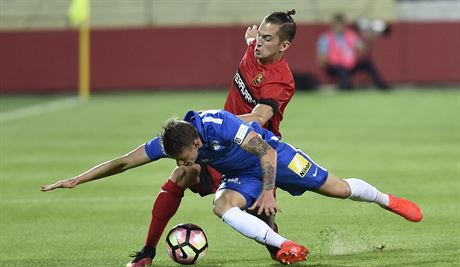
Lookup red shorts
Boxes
[189,164,222,196]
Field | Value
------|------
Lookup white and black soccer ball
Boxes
[166,223,208,265]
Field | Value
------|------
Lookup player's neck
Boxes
[258,55,282,66]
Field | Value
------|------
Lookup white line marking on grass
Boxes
[0,97,81,123]
[0,196,152,204]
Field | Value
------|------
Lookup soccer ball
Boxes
[166,223,208,265]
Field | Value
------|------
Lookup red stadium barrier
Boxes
[1,21,459,93]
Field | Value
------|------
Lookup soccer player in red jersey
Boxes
[124,11,298,267]
[224,20,295,138]
[130,10,298,267]
[41,10,298,267]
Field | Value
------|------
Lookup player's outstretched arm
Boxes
[40,144,152,191]
[239,131,279,216]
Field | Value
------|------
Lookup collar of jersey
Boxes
[183,110,206,142]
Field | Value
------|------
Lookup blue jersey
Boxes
[145,109,279,176]
[184,109,280,178]
[144,109,328,207]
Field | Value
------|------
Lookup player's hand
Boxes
[41,178,77,191]
[245,25,258,43]
[248,189,280,216]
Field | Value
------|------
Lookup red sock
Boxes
[145,180,185,248]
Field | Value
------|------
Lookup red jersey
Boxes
[224,41,295,137]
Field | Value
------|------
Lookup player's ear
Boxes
[193,138,201,149]
[280,40,291,52]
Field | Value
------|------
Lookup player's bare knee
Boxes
[212,198,227,218]
[212,205,221,217]
[170,166,200,189]
[317,174,352,199]
[213,194,236,218]
[170,167,186,183]
[338,179,352,198]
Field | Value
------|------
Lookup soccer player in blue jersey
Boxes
[42,109,422,264]
[152,109,422,264]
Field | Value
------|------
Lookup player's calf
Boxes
[265,223,280,260]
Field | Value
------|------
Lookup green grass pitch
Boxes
[1,88,459,266]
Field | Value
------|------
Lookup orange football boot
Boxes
[387,194,423,222]
[276,241,308,265]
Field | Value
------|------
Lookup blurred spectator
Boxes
[316,13,390,90]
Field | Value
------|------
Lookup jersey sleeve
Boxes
[259,79,294,115]
[218,112,255,146]
[144,136,167,161]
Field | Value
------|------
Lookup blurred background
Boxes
[1,2,459,266]
[0,0,459,94]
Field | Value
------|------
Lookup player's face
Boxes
[255,22,291,64]
[175,139,201,167]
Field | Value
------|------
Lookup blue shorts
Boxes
[217,176,262,209]
[216,141,328,208]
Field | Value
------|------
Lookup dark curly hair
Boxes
[160,119,198,157]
